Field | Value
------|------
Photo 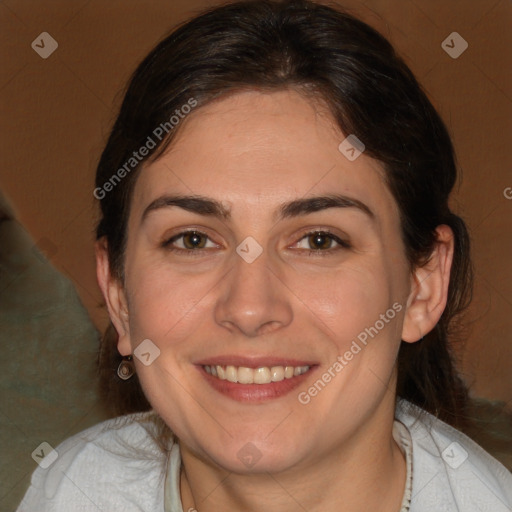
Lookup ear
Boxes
[401,225,454,343]
[95,237,132,356]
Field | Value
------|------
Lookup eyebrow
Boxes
[141,193,375,223]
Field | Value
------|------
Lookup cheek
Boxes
[288,261,398,348]
[124,258,221,350]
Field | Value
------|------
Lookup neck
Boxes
[179,397,406,512]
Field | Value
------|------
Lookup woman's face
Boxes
[118,89,414,473]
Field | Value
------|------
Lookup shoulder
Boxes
[17,411,171,512]
[396,399,512,512]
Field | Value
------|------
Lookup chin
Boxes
[198,437,306,475]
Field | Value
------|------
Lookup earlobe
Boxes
[95,238,131,356]
[401,225,454,343]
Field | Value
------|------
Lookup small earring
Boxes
[117,356,135,380]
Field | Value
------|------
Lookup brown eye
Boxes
[308,232,334,250]
[182,231,207,249]
[163,230,216,251]
[294,230,351,254]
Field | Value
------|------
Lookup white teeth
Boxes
[204,364,310,384]
[271,366,284,382]
[238,367,254,384]
[216,365,226,379]
[254,367,271,384]
[226,365,237,383]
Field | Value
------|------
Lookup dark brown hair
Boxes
[96,0,472,430]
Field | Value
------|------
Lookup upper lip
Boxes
[196,355,317,368]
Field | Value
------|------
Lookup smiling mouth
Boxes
[203,364,310,384]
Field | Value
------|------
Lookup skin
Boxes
[97,89,454,511]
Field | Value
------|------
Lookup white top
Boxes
[17,399,512,512]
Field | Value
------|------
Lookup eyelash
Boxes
[162,229,351,257]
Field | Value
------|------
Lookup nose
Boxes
[214,247,293,337]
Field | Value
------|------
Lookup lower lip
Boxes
[199,366,316,403]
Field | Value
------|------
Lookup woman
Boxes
[18,0,512,510]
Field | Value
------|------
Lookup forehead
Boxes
[130,89,398,225]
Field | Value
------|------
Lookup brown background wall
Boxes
[1,0,511,404]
